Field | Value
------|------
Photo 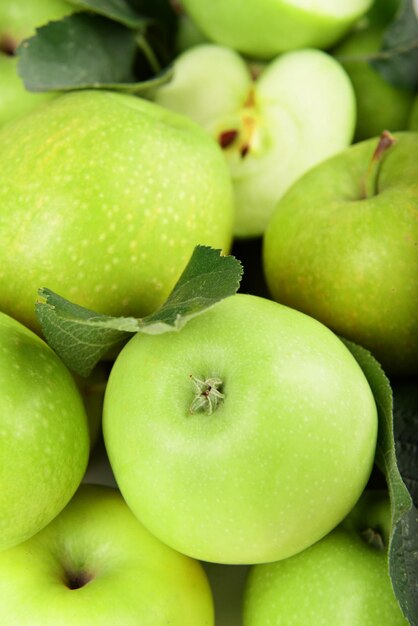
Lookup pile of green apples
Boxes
[0,0,417,624]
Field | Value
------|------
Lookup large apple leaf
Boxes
[36,246,243,378]
[370,0,418,90]
[17,0,176,93]
[342,339,417,625]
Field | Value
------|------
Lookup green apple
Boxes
[0,311,89,552]
[0,89,234,332]
[243,491,408,625]
[0,484,214,625]
[154,44,355,237]
[263,131,418,377]
[103,293,377,564]
[0,0,72,126]
[334,11,414,141]
[180,0,373,59]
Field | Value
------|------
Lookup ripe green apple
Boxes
[263,131,418,377]
[103,293,378,564]
[154,44,355,237]
[243,491,408,625]
[0,312,89,552]
[0,89,234,332]
[0,484,214,625]
[180,0,373,59]
[0,0,72,126]
[334,13,414,141]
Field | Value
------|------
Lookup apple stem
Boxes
[361,527,386,551]
[0,34,17,56]
[135,33,162,75]
[189,374,224,415]
[361,130,396,199]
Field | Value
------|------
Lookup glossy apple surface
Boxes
[0,0,72,126]
[0,312,89,552]
[103,293,377,564]
[0,89,234,331]
[243,491,408,625]
[264,132,418,377]
[180,0,373,58]
[155,45,355,237]
[0,484,214,625]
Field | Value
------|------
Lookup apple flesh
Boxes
[154,44,355,237]
[103,293,377,564]
[263,131,418,377]
[180,0,373,58]
[0,312,89,552]
[0,89,234,331]
[0,484,214,625]
[243,491,408,625]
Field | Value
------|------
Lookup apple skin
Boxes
[154,45,355,237]
[0,0,72,127]
[0,312,89,552]
[334,22,415,141]
[0,484,214,625]
[263,132,418,378]
[180,0,373,59]
[0,89,234,332]
[243,491,408,626]
[103,293,377,564]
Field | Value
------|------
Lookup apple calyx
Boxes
[360,527,386,551]
[217,88,260,159]
[0,34,17,56]
[361,130,396,199]
[64,569,94,590]
[189,374,224,415]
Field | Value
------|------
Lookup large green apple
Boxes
[243,491,408,625]
[334,9,414,141]
[0,89,234,331]
[103,293,377,564]
[0,484,214,625]
[0,0,72,126]
[0,312,89,552]
[154,44,355,237]
[263,132,418,377]
[180,0,373,59]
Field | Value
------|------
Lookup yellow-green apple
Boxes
[243,491,408,626]
[0,0,72,126]
[263,131,418,377]
[0,312,89,552]
[103,293,377,564]
[0,89,234,332]
[0,484,214,625]
[409,95,418,129]
[154,44,355,237]
[180,0,373,58]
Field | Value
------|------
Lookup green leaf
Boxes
[36,246,243,378]
[67,0,148,28]
[390,381,418,625]
[342,339,417,624]
[370,0,418,90]
[17,13,174,94]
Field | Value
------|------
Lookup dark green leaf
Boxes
[36,246,243,377]
[389,381,418,625]
[370,0,418,90]
[67,0,147,28]
[17,13,174,94]
[342,339,417,624]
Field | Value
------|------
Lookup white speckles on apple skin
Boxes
[0,90,234,331]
